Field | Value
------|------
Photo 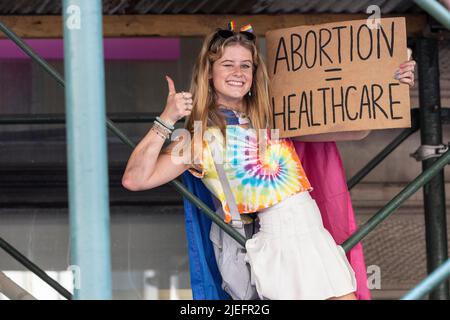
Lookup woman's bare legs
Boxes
[327,292,357,300]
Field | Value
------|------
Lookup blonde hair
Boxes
[185,31,272,136]
[163,30,272,159]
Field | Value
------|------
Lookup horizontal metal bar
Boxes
[342,147,450,252]
[0,113,162,124]
[7,108,450,126]
[0,237,72,300]
[401,258,450,300]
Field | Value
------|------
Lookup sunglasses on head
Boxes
[211,29,256,46]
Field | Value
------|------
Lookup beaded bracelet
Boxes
[152,120,173,139]
[155,123,171,136]
[155,116,175,131]
[153,120,173,133]
[151,125,169,140]
[153,121,172,138]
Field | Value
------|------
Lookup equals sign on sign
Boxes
[325,68,342,81]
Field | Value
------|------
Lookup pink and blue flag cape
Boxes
[182,130,371,300]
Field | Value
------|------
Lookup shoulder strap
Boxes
[208,134,244,230]
[214,161,243,229]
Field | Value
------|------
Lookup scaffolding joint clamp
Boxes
[410,143,449,161]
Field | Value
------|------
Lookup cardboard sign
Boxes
[265,18,411,138]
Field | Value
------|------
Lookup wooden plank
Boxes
[0,14,427,38]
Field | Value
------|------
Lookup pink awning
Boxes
[0,38,180,60]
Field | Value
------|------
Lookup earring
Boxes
[248,90,252,97]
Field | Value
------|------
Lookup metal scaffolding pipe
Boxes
[402,259,450,300]
[414,0,450,30]
[0,237,72,299]
[347,127,416,190]
[0,17,246,248]
[417,37,449,300]
[0,113,159,124]
[62,0,112,299]
[342,147,450,253]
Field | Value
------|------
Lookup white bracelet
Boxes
[156,116,175,131]
[151,125,170,140]
[153,120,172,135]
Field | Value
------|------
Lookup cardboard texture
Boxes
[265,18,411,138]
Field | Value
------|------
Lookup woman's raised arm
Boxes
[121,132,192,191]
[122,76,193,191]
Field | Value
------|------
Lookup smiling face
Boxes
[210,44,253,108]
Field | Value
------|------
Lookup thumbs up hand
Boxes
[160,75,193,126]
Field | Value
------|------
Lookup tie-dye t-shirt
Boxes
[188,113,313,223]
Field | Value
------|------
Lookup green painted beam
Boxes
[414,0,450,30]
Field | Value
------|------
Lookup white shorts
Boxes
[244,191,358,300]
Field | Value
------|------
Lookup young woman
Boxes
[122,24,415,300]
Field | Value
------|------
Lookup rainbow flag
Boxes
[227,20,235,31]
[240,24,253,33]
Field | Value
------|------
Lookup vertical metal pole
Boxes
[62,0,112,299]
[417,37,449,300]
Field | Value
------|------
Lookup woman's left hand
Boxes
[394,59,416,87]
